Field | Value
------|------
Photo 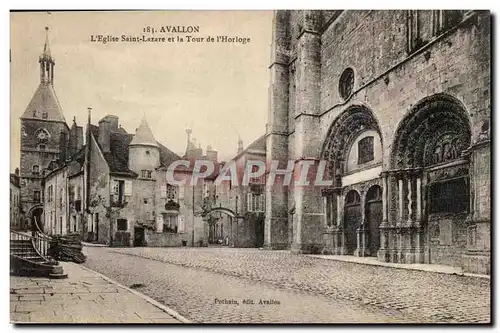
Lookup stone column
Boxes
[378,172,389,262]
[264,11,290,250]
[414,174,424,263]
[462,132,491,275]
[398,177,404,221]
[334,189,345,255]
[323,195,328,226]
[407,176,413,224]
[416,176,422,222]
[321,190,335,254]
[396,172,405,263]
[290,11,323,254]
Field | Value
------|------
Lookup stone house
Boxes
[207,135,267,248]
[266,10,491,274]
[10,169,22,230]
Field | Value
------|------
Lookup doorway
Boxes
[365,185,382,256]
[133,227,145,247]
[344,190,361,255]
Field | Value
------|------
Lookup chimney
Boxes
[103,115,119,132]
[98,118,111,153]
[59,131,68,161]
[206,145,218,162]
[75,126,84,150]
[237,137,243,154]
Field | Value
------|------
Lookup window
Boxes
[117,219,128,231]
[339,68,355,100]
[358,136,374,165]
[42,112,48,119]
[163,214,178,233]
[34,190,41,202]
[32,165,40,175]
[39,144,46,151]
[47,185,54,202]
[111,180,126,205]
[145,150,150,155]
[247,193,265,212]
[429,178,469,214]
[141,170,152,178]
[59,189,64,207]
[167,185,177,201]
[408,10,464,54]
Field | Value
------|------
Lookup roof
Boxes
[67,146,86,177]
[129,117,158,147]
[105,132,137,177]
[232,134,266,161]
[158,142,182,167]
[21,83,66,123]
[88,124,137,177]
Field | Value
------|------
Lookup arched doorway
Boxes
[203,207,238,247]
[320,105,383,256]
[365,185,382,256]
[344,190,361,255]
[390,93,472,265]
[29,205,44,233]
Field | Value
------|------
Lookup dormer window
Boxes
[32,110,37,117]
[42,112,48,119]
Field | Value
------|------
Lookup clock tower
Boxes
[19,27,69,229]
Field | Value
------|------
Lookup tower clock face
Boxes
[37,132,46,140]
[36,129,49,143]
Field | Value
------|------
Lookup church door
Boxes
[365,185,382,256]
[344,190,361,255]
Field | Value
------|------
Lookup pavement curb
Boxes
[308,255,490,280]
[76,263,192,323]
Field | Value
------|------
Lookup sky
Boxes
[10,11,273,170]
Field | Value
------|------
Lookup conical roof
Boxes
[20,83,66,122]
[129,117,158,147]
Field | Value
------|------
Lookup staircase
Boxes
[10,230,68,279]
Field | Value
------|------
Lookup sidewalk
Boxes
[308,254,490,279]
[10,262,189,324]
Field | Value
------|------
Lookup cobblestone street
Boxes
[83,246,490,324]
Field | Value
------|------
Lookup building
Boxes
[10,169,23,230]
[18,27,82,232]
[17,28,215,247]
[266,10,491,274]
[209,136,267,247]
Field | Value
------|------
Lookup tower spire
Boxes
[39,27,55,85]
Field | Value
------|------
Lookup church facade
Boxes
[265,10,491,274]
